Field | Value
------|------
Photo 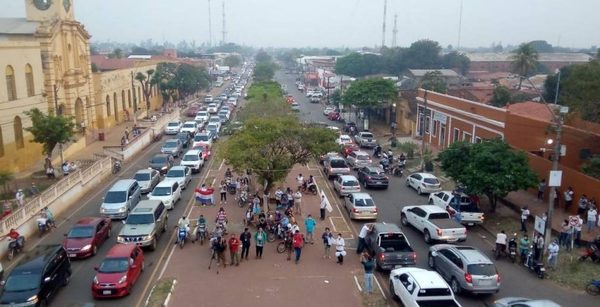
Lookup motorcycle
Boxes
[379,159,391,174]
[194,223,207,245]
[7,237,25,261]
[306,183,318,195]
[36,217,49,237]
[494,243,507,260]
[390,164,403,177]
[238,191,248,208]
[579,240,600,263]
[112,160,122,174]
[585,279,600,296]
[508,237,518,263]
[523,245,545,279]
[177,226,188,249]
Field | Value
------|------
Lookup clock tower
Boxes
[26,0,74,22]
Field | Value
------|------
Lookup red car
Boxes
[63,217,111,258]
[342,144,360,157]
[186,105,200,117]
[92,244,144,299]
[192,143,212,160]
[328,111,341,121]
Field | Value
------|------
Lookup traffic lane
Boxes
[49,137,208,306]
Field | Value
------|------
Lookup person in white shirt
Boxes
[587,207,598,232]
[334,233,346,264]
[296,174,304,190]
[320,195,327,220]
[547,239,560,269]
[520,206,530,232]
[495,230,508,255]
[357,224,373,254]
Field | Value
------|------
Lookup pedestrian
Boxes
[124,126,130,140]
[45,166,55,179]
[29,183,39,195]
[577,194,589,216]
[334,233,346,264]
[520,206,530,232]
[537,179,546,200]
[216,236,227,268]
[587,206,598,232]
[254,227,267,259]
[290,221,300,234]
[322,227,333,259]
[547,239,559,269]
[244,207,253,226]
[533,232,544,262]
[293,189,303,215]
[240,228,251,261]
[574,214,583,247]
[360,252,375,294]
[228,234,240,266]
[15,189,25,206]
[357,224,372,254]
[219,181,227,205]
[320,195,327,220]
[563,186,574,212]
[296,173,304,191]
[519,234,530,264]
[559,219,569,247]
[120,136,126,146]
[304,214,316,244]
[292,230,304,264]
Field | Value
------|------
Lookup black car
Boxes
[357,166,389,189]
[0,245,71,306]
[176,132,192,148]
[149,154,174,174]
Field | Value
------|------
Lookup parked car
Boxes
[429,191,484,226]
[336,134,354,146]
[176,131,192,148]
[365,223,416,270]
[117,200,168,250]
[164,121,182,135]
[100,179,142,219]
[493,297,561,307]
[180,149,204,173]
[148,154,174,175]
[343,192,377,220]
[92,244,144,298]
[333,175,361,197]
[346,150,372,169]
[401,205,467,244]
[164,166,192,190]
[354,131,377,148]
[428,245,501,295]
[406,172,442,195]
[357,166,389,189]
[323,156,351,179]
[133,169,161,194]
[160,139,183,158]
[63,217,112,258]
[180,121,199,135]
[389,267,461,307]
[0,245,71,306]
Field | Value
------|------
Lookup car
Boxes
[160,139,183,158]
[493,297,561,307]
[389,267,461,307]
[164,121,182,135]
[346,150,372,169]
[227,97,238,106]
[218,109,230,120]
[175,131,192,148]
[401,205,467,243]
[204,95,213,103]
[180,149,204,173]
[194,110,209,124]
[327,111,341,121]
[208,116,222,129]
[206,123,220,137]
[63,217,112,258]
[132,169,161,194]
[100,180,142,219]
[406,172,442,195]
[428,245,501,295]
[0,245,71,306]
[341,143,360,158]
[428,191,484,226]
[218,93,228,100]
[218,113,229,124]
[149,154,174,175]
[336,134,354,146]
[207,103,218,113]
[92,244,144,299]
[165,166,192,190]
[185,105,200,117]
[192,143,212,160]
[309,96,320,103]
[291,102,300,111]
[343,192,377,220]
[354,131,377,148]
[357,166,389,189]
[180,121,199,135]
[192,132,213,148]
[365,223,416,270]
[323,156,351,179]
[148,180,182,210]
[333,175,361,197]
[117,200,168,250]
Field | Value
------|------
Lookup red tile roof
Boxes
[91,55,135,70]
[506,101,554,122]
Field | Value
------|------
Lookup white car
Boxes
[323,107,335,116]
[326,126,340,134]
[406,172,442,195]
[291,102,300,111]
[227,97,238,106]
[180,149,204,173]
[336,134,354,146]
[218,110,230,120]
[346,150,372,169]
[333,175,361,197]
[207,103,218,113]
[192,132,213,148]
[428,191,485,226]
[206,123,220,136]
[180,121,199,135]
[207,117,222,131]
[164,121,182,135]
[148,180,182,210]
[204,95,213,103]
[389,267,461,307]
[164,166,192,190]
[194,111,209,123]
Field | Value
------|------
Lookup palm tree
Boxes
[511,43,539,90]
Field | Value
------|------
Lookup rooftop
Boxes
[466,52,593,62]
[91,55,135,71]
[0,17,38,35]
[506,101,554,122]
[408,69,460,77]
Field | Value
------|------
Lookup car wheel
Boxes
[63,272,71,286]
[428,254,436,269]
[428,199,434,205]
[405,179,410,187]
[163,221,168,233]
[92,245,98,256]
[150,238,157,251]
[417,187,422,195]
[389,281,399,301]
[450,278,461,294]
[107,228,112,238]
[400,214,408,226]
[424,230,432,244]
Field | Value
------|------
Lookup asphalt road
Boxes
[276,71,597,307]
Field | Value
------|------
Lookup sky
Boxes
[1,0,599,49]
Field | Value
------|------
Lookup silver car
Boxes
[161,139,183,158]
[164,166,192,190]
[346,150,372,169]
[493,297,561,307]
[133,169,161,194]
[428,244,500,295]
[343,192,377,220]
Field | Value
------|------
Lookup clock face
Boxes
[63,0,71,12]
[33,0,52,11]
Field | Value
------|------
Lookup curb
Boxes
[145,278,177,307]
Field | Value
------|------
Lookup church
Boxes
[0,0,162,172]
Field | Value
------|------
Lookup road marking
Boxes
[373,273,387,300]
[316,172,357,236]
[353,275,363,291]
[218,159,224,171]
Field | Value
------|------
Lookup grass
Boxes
[356,277,388,307]
[545,250,600,290]
[146,277,176,307]
[483,214,522,235]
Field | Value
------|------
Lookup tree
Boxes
[490,85,512,107]
[442,51,470,75]
[220,117,338,195]
[135,69,156,117]
[223,55,242,67]
[255,50,272,63]
[437,139,538,212]
[0,170,14,195]
[109,48,123,59]
[405,39,442,69]
[341,78,397,108]
[528,40,554,53]
[556,60,600,122]
[330,89,342,106]
[511,43,539,90]
[334,53,383,78]
[24,108,75,163]
[253,62,276,82]
[420,71,447,93]
[582,155,600,180]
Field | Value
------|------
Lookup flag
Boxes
[195,187,214,204]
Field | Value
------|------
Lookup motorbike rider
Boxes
[176,216,190,243]
[41,207,55,228]
[398,153,407,166]
[224,168,233,179]
[305,175,317,192]
[7,228,24,249]
[373,145,382,158]
[519,234,531,264]
[496,230,508,256]
[508,233,518,252]
[215,207,228,227]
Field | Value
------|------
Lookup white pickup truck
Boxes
[401,205,467,244]
[354,131,377,148]
[389,267,462,307]
[428,191,484,226]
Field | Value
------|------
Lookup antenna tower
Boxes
[391,14,398,48]
[381,0,387,48]
[208,0,213,47]
[457,0,463,50]
[221,2,227,45]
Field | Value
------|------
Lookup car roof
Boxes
[168,121,180,125]
[184,149,201,155]
[414,172,438,179]
[169,166,187,171]
[354,150,369,155]
[105,244,137,258]
[363,166,383,172]
[436,245,492,264]
[391,268,449,289]
[494,298,561,307]
[418,205,447,213]
[74,216,103,227]
[132,199,163,213]
[183,121,196,125]
[351,192,372,199]
[155,180,177,187]
[372,222,402,233]
[109,179,137,190]
[152,153,171,159]
[338,175,358,181]
[13,244,64,273]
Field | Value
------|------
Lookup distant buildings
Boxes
[466,52,593,73]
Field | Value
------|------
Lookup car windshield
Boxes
[167,122,179,127]
[330,160,347,168]
[209,118,220,123]
[164,141,177,148]
[98,257,129,273]
[467,263,497,276]
[354,197,374,207]
[104,191,126,203]
[361,133,374,138]
[369,169,383,175]
[152,187,172,196]
[151,156,167,163]
[126,213,154,225]
[167,170,185,178]
[357,155,370,160]
[4,272,40,292]
[414,300,459,307]
[423,178,440,185]
[134,173,150,181]
[207,125,217,131]
[183,123,194,128]
[68,226,95,238]
[343,180,359,186]
[194,135,209,142]
[182,154,199,161]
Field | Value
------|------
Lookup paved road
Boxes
[276,71,597,307]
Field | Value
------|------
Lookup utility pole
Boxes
[208,0,213,47]
[53,84,65,166]
[391,14,398,48]
[221,1,227,45]
[381,0,387,48]
[457,0,463,50]
[130,71,137,125]
[420,90,428,171]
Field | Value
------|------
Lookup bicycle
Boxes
[277,236,292,254]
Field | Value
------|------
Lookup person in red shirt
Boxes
[228,234,240,266]
[292,230,305,264]
[7,228,23,249]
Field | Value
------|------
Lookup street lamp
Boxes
[326,76,333,105]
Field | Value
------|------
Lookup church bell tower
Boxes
[26,0,74,22]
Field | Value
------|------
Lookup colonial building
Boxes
[466,52,593,73]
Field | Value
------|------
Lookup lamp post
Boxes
[420,90,429,171]
[53,83,65,166]
[326,76,332,105]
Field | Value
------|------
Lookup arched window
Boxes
[106,95,111,116]
[121,90,126,110]
[5,66,17,101]
[25,64,34,97]
[0,125,4,157]
[14,116,24,149]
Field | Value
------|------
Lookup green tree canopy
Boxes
[135,69,156,116]
[341,78,397,108]
[406,39,442,69]
[223,55,242,67]
[490,85,512,107]
[255,50,272,63]
[334,53,383,78]
[253,62,276,82]
[420,71,448,93]
[511,43,540,89]
[582,155,600,180]
[24,108,75,160]
[442,51,470,75]
[437,139,538,212]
